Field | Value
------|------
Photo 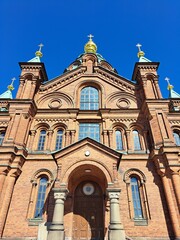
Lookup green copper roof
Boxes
[169,89,180,98]
[0,89,13,99]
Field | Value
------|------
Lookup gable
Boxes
[35,66,137,109]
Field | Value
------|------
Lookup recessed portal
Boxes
[73,181,104,240]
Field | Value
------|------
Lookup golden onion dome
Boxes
[84,34,97,53]
[35,43,44,58]
[136,43,145,58]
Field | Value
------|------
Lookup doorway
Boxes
[73,181,104,240]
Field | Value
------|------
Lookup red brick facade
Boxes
[0,40,180,240]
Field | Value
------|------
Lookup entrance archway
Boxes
[73,181,104,240]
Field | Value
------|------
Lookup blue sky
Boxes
[0,0,180,98]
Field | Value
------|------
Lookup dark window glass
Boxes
[116,130,123,150]
[133,130,141,150]
[173,132,180,146]
[38,130,46,150]
[80,86,99,110]
[79,123,100,142]
[34,177,47,218]
[55,130,63,150]
[0,131,5,145]
[130,177,143,219]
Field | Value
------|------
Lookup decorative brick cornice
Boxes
[35,118,69,123]
[39,67,86,92]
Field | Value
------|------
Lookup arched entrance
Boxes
[73,181,104,240]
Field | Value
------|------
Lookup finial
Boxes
[35,43,44,58]
[165,77,173,90]
[88,34,94,41]
[8,77,15,91]
[84,34,97,53]
[136,43,145,58]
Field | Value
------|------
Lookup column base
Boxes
[108,224,126,240]
[47,229,64,240]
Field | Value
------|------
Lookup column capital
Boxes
[107,188,121,199]
[53,188,69,200]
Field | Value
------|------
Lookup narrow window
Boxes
[34,177,47,218]
[173,132,180,146]
[130,177,143,219]
[38,130,46,150]
[55,130,63,150]
[79,123,100,142]
[116,130,123,150]
[80,86,99,110]
[0,131,5,145]
[133,130,141,150]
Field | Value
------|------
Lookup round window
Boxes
[83,183,95,195]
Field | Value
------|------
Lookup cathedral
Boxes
[0,36,180,240]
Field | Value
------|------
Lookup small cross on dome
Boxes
[136,43,142,52]
[88,34,94,41]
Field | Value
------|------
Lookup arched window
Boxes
[124,169,149,224]
[38,130,46,150]
[55,129,63,150]
[116,130,123,150]
[173,131,180,146]
[34,177,47,218]
[80,86,99,110]
[130,177,143,219]
[133,130,141,150]
[0,131,5,145]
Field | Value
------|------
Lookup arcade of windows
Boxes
[26,86,180,151]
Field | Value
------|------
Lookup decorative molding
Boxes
[117,98,130,109]
[110,118,137,123]
[39,68,86,92]
[123,168,146,184]
[35,118,69,123]
[94,68,135,93]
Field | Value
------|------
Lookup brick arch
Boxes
[31,168,55,184]
[50,122,67,131]
[61,160,113,186]
[74,80,105,108]
[123,168,146,184]
[111,122,128,131]
[33,122,50,131]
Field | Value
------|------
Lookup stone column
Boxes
[70,130,76,144]
[47,130,54,151]
[0,169,19,237]
[160,172,180,238]
[65,131,70,147]
[28,130,36,150]
[103,130,108,146]
[47,187,69,240]
[107,188,126,240]
[171,171,180,211]
[108,130,113,148]
[125,130,132,152]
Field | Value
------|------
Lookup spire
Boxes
[84,34,97,54]
[28,43,44,63]
[165,77,180,98]
[136,43,151,62]
[0,77,15,99]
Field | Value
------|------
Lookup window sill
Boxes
[28,218,43,226]
[134,218,148,226]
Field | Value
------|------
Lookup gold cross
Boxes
[136,43,142,52]
[38,43,44,52]
[88,34,94,41]
[165,77,170,85]
[11,77,16,85]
